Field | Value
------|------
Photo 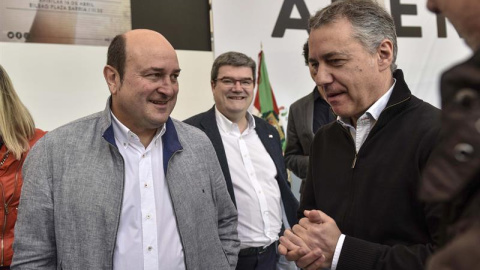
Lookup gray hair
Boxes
[211,51,256,82]
[309,0,398,72]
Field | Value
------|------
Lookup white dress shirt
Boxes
[111,114,185,270]
[330,80,396,270]
[215,108,282,249]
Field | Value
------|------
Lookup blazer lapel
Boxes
[303,91,315,136]
[254,118,284,181]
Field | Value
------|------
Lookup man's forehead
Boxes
[125,40,178,66]
[218,65,253,76]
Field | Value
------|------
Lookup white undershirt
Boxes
[111,113,185,270]
[215,108,283,249]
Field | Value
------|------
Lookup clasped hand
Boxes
[278,210,341,270]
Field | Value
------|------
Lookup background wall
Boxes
[212,0,471,121]
[0,0,473,200]
[1,0,472,132]
[0,0,214,131]
[0,42,215,131]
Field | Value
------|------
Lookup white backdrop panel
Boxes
[212,0,470,112]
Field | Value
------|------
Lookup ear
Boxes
[103,65,121,95]
[376,39,394,72]
[211,80,216,92]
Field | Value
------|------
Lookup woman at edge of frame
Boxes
[0,64,46,269]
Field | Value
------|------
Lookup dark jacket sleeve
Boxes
[336,200,442,270]
[297,139,317,219]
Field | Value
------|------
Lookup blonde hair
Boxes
[0,65,35,160]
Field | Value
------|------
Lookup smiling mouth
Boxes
[150,100,168,105]
[228,96,246,100]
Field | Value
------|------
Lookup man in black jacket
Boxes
[278,1,442,270]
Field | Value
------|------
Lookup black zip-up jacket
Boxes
[299,70,443,270]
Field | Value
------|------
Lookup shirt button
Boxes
[147,246,153,251]
[144,183,149,188]
[146,214,151,219]
[142,154,146,158]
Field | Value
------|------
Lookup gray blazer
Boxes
[12,100,239,270]
[284,91,315,180]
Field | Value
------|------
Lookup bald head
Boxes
[124,29,174,50]
[107,29,176,82]
[103,29,181,143]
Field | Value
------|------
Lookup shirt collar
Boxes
[110,112,165,149]
[215,107,256,134]
[338,79,396,125]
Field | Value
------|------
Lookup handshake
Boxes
[278,210,342,270]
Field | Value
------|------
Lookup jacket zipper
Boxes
[349,96,411,168]
[351,153,358,168]
[0,158,22,266]
[340,95,410,227]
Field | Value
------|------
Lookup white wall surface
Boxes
[1,0,473,132]
[0,42,215,131]
[211,0,471,115]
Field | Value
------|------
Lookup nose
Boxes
[157,77,177,95]
[313,65,334,88]
[232,80,243,91]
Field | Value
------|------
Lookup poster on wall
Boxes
[211,0,471,112]
[0,0,131,46]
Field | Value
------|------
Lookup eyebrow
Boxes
[143,67,181,74]
[309,51,350,63]
[219,76,253,80]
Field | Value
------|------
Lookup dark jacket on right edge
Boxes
[421,50,480,270]
[299,70,443,270]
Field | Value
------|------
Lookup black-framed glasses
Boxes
[214,77,254,87]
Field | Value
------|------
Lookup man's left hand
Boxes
[291,209,342,269]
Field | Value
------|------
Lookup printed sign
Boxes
[0,0,131,45]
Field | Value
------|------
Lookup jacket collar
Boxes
[385,69,412,107]
[368,69,412,132]
[100,97,183,173]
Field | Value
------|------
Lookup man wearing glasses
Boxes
[185,51,298,270]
